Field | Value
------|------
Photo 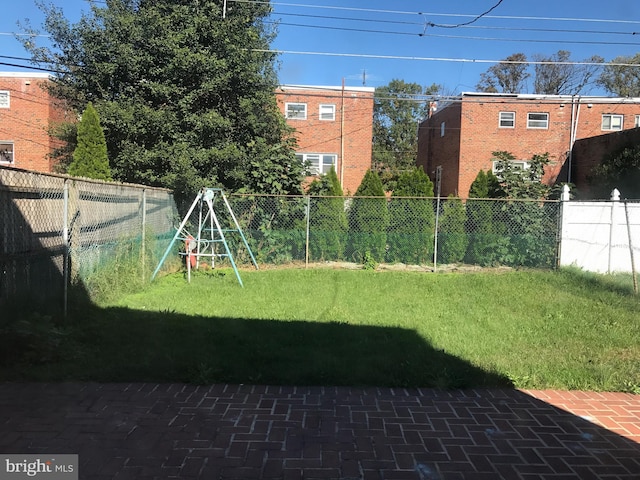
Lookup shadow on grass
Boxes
[2,305,513,390]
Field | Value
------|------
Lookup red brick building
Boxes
[417,92,640,198]
[276,85,375,194]
[0,73,66,173]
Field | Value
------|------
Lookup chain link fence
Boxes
[225,194,562,269]
[1,167,178,313]
[1,166,562,316]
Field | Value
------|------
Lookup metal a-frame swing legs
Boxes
[151,188,258,286]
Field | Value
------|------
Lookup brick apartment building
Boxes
[0,72,66,173]
[276,85,375,194]
[417,92,640,198]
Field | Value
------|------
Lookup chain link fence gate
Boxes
[0,167,178,316]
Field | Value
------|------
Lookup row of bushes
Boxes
[226,169,560,269]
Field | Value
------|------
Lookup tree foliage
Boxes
[597,53,640,97]
[307,168,347,260]
[588,144,640,199]
[386,167,435,264]
[533,50,604,95]
[348,170,388,262]
[373,79,440,189]
[67,102,112,180]
[476,53,530,93]
[21,0,303,201]
[492,151,551,199]
[437,196,468,264]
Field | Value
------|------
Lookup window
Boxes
[0,91,9,109]
[634,115,639,128]
[319,104,336,121]
[492,160,530,176]
[527,112,549,129]
[602,114,623,131]
[296,153,337,175]
[0,142,14,164]
[285,103,307,120]
[499,111,515,128]
[440,122,445,137]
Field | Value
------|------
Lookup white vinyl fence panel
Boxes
[560,198,640,273]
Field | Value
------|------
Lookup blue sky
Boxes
[2,0,639,95]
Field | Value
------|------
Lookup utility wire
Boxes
[232,0,640,26]
[271,11,640,37]
[259,49,640,68]
[429,0,505,28]
[268,20,640,46]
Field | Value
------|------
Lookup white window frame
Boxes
[296,153,337,175]
[527,112,549,129]
[0,142,14,164]
[635,115,640,128]
[319,104,336,121]
[499,111,515,128]
[492,160,530,176]
[0,91,9,109]
[285,102,307,120]
[602,114,623,131]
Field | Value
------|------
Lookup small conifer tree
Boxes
[68,103,112,180]
[387,167,435,264]
[348,170,388,262]
[307,168,347,260]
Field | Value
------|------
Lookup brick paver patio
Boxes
[0,383,638,479]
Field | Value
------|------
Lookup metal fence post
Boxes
[623,200,638,295]
[63,179,69,320]
[433,166,442,272]
[305,196,311,268]
[141,188,147,282]
[609,188,620,274]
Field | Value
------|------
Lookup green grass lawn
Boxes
[2,267,639,392]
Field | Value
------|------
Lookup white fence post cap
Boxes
[561,184,570,201]
[611,188,621,201]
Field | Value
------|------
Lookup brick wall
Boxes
[0,73,67,173]
[573,127,640,197]
[418,94,640,198]
[417,103,462,196]
[276,85,374,194]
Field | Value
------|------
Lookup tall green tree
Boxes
[21,0,303,201]
[68,102,112,180]
[476,53,530,93]
[386,167,435,264]
[373,79,440,189]
[597,53,640,97]
[348,170,388,262]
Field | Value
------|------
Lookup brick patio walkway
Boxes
[0,383,638,479]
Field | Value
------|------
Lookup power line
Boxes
[272,11,640,37]
[233,0,640,26]
[257,49,640,68]
[268,20,640,46]
[430,0,505,28]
